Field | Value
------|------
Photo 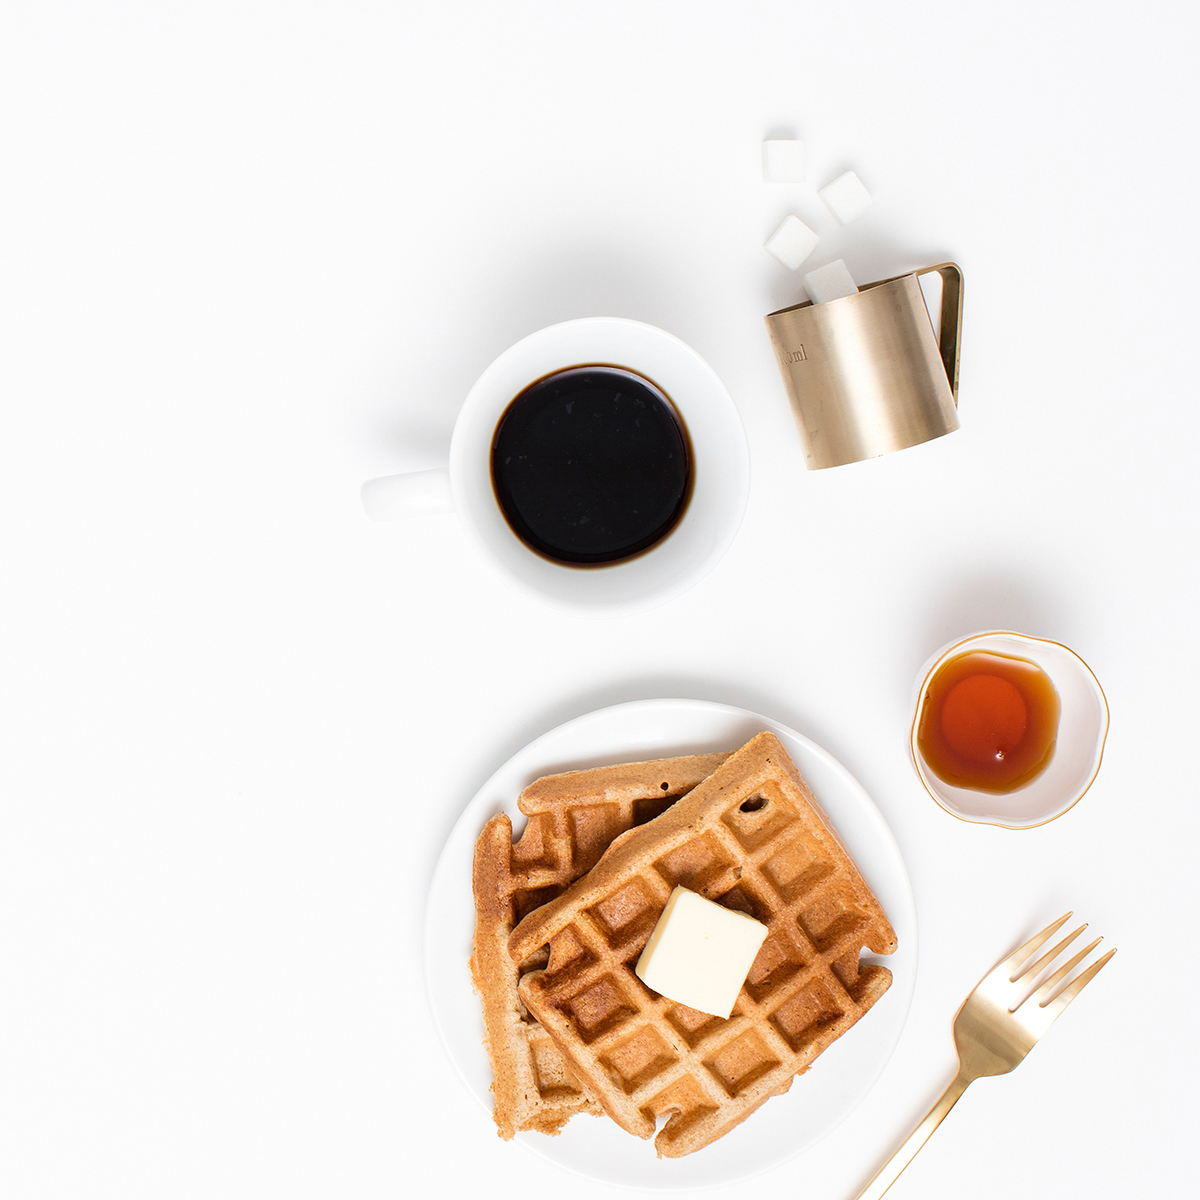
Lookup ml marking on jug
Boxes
[765,263,963,470]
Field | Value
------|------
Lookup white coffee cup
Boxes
[362,318,750,615]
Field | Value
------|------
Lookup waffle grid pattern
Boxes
[512,738,896,1156]
[470,753,731,1138]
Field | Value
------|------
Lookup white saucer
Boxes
[423,699,917,1189]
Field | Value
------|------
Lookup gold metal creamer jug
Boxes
[765,262,963,469]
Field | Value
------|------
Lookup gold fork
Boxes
[854,913,1115,1200]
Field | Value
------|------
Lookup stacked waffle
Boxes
[469,732,897,1157]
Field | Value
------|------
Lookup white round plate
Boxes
[424,699,917,1189]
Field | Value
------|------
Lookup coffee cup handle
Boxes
[361,468,454,519]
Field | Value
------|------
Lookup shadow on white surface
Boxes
[423,674,860,869]
[762,227,958,315]
[365,240,707,477]
[473,241,689,355]
[907,572,1069,699]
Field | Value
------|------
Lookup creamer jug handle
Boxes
[917,262,963,404]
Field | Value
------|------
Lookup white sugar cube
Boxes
[819,171,873,225]
[804,259,859,304]
[764,215,819,270]
[762,139,805,183]
[635,887,769,1019]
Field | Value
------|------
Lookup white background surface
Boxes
[1,3,1198,1198]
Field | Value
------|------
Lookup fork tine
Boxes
[1030,936,1104,1007]
[1013,924,1087,986]
[1001,913,1072,979]
[1038,948,1116,1021]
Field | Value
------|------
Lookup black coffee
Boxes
[491,366,691,566]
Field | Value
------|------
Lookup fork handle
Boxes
[852,1071,972,1200]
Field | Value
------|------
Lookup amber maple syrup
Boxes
[917,651,1060,793]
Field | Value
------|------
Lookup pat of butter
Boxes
[635,887,769,1019]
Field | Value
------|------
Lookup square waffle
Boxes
[470,752,731,1138]
[506,732,897,1157]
